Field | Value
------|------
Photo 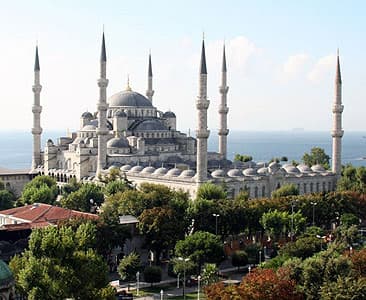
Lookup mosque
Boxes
[29,33,343,198]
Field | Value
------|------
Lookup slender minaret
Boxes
[96,32,109,176]
[31,45,43,170]
[196,39,210,183]
[331,49,344,177]
[218,44,229,159]
[146,52,154,103]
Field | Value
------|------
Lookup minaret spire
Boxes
[96,31,109,176]
[218,43,229,159]
[196,38,210,183]
[31,44,43,170]
[146,51,154,103]
[331,49,344,178]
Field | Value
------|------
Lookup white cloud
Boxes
[307,54,336,83]
[279,53,309,81]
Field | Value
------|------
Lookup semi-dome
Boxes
[311,164,326,172]
[81,124,97,131]
[81,111,93,118]
[108,90,152,107]
[120,165,132,171]
[141,166,156,174]
[133,119,168,131]
[227,169,242,177]
[166,168,182,177]
[114,110,127,117]
[179,169,195,178]
[107,137,129,148]
[163,111,176,118]
[297,164,312,173]
[211,169,226,178]
[129,165,144,173]
[284,165,300,174]
[257,167,269,175]
[153,167,168,175]
[243,168,257,176]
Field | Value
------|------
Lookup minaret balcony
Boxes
[32,105,42,113]
[31,127,43,135]
[196,129,210,139]
[196,99,210,110]
[331,130,344,138]
[218,129,229,136]
[32,85,42,93]
[97,78,109,88]
[96,128,109,135]
[332,104,344,113]
[218,106,229,114]
[219,86,229,94]
[146,90,155,97]
[97,103,109,111]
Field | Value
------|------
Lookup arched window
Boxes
[254,186,258,198]
[304,183,307,193]
[310,183,313,193]
[277,182,281,189]
[322,182,326,192]
[262,186,266,197]
[316,182,319,192]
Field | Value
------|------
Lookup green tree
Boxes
[143,266,162,287]
[104,180,131,196]
[0,190,15,210]
[117,252,141,284]
[231,250,248,270]
[61,183,104,212]
[61,177,81,197]
[175,231,224,273]
[20,175,58,205]
[234,154,253,162]
[196,183,226,200]
[340,213,359,227]
[201,263,219,286]
[9,223,114,300]
[271,184,299,198]
[302,147,330,169]
[320,276,366,300]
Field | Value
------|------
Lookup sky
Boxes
[0,0,365,133]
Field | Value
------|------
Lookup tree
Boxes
[9,223,114,300]
[19,175,58,205]
[175,231,224,273]
[320,276,366,300]
[340,213,359,227]
[196,183,227,200]
[0,190,15,210]
[302,147,330,169]
[234,154,253,162]
[231,250,248,270]
[143,266,162,287]
[280,236,322,260]
[0,180,4,190]
[104,180,131,196]
[61,177,81,197]
[271,184,299,198]
[118,252,141,284]
[61,183,104,212]
[201,263,219,286]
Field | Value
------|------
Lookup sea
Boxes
[0,130,365,170]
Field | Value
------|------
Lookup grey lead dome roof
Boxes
[163,111,176,118]
[107,137,129,148]
[134,119,168,131]
[108,90,152,107]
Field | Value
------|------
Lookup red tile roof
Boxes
[0,203,98,230]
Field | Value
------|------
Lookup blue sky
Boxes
[0,0,365,132]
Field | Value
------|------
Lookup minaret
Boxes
[331,49,344,177]
[196,39,210,183]
[31,45,43,170]
[96,32,109,176]
[218,44,229,159]
[146,52,154,103]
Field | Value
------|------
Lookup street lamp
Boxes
[160,289,164,300]
[178,257,190,300]
[311,202,318,226]
[197,275,201,300]
[259,250,262,265]
[136,271,140,296]
[316,235,326,250]
[248,265,251,273]
[212,213,220,235]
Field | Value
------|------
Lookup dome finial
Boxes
[126,74,132,91]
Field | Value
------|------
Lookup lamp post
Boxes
[160,289,164,300]
[178,257,190,300]
[136,271,140,296]
[259,250,262,265]
[311,202,318,226]
[177,273,180,289]
[212,213,220,235]
[316,235,326,250]
[248,265,251,273]
[197,275,201,300]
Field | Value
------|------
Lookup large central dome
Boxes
[108,90,152,107]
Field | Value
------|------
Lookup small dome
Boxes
[211,169,226,178]
[81,111,93,119]
[120,165,132,171]
[179,169,195,178]
[107,137,129,148]
[108,90,152,107]
[243,168,257,176]
[297,164,312,173]
[133,119,168,131]
[269,161,281,169]
[141,166,156,174]
[311,164,326,172]
[114,110,127,118]
[227,169,242,177]
[108,165,119,171]
[163,111,176,118]
[129,165,144,173]
[81,124,97,131]
[166,168,182,177]
[284,165,300,174]
[257,167,269,175]
[153,167,168,175]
